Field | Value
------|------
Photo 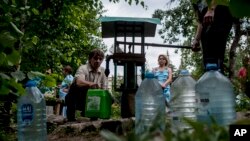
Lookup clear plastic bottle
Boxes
[17,80,47,141]
[135,72,165,135]
[170,70,197,131]
[196,64,236,126]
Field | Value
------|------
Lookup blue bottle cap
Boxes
[180,70,189,75]
[145,71,155,78]
[206,63,218,71]
[25,80,37,87]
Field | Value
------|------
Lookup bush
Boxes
[101,117,250,141]
[111,103,121,119]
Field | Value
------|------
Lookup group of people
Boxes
[56,49,107,121]
[56,48,173,121]
[151,0,236,110]
[55,0,245,121]
[151,0,237,109]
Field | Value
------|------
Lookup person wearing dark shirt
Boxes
[191,0,234,74]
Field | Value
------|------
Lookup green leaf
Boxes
[25,6,30,9]
[32,8,39,15]
[7,60,14,66]
[8,79,25,96]
[100,130,123,141]
[32,36,38,45]
[0,53,6,65]
[6,49,21,65]
[0,85,10,95]
[42,75,57,87]
[27,71,45,80]
[10,22,24,36]
[10,71,26,81]
[0,73,11,80]
[0,31,17,48]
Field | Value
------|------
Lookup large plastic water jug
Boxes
[17,80,47,141]
[196,64,236,126]
[135,72,165,135]
[85,89,112,119]
[170,69,197,131]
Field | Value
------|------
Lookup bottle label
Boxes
[21,104,34,125]
[199,92,210,106]
[198,92,210,116]
[86,96,100,111]
[200,98,209,103]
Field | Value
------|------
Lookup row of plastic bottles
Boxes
[135,63,236,134]
[17,63,236,138]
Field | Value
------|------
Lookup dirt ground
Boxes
[48,132,106,141]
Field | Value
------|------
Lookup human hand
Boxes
[63,88,69,93]
[191,39,201,52]
[161,83,166,89]
[203,9,214,26]
[89,82,99,89]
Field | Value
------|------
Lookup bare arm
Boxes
[195,23,203,41]
[203,0,217,25]
[75,77,98,88]
[75,65,99,88]
[163,67,173,88]
[192,10,203,52]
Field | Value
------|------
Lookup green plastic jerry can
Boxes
[85,89,112,119]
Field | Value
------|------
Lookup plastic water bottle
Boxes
[170,70,197,131]
[17,80,47,141]
[196,64,236,126]
[135,72,165,135]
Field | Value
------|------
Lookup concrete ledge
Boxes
[47,115,135,138]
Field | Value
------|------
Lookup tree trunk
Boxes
[229,21,242,80]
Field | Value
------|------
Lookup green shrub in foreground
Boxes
[101,118,250,141]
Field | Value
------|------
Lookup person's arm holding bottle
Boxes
[192,0,217,52]
[162,67,173,88]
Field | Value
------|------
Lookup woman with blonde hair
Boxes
[153,54,173,106]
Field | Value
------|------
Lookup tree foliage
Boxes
[0,0,155,136]
[153,0,203,78]
[153,0,250,80]
[0,0,108,97]
[108,0,144,6]
[0,0,107,133]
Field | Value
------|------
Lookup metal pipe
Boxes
[105,55,113,77]
[116,41,192,49]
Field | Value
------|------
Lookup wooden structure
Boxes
[101,16,161,118]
